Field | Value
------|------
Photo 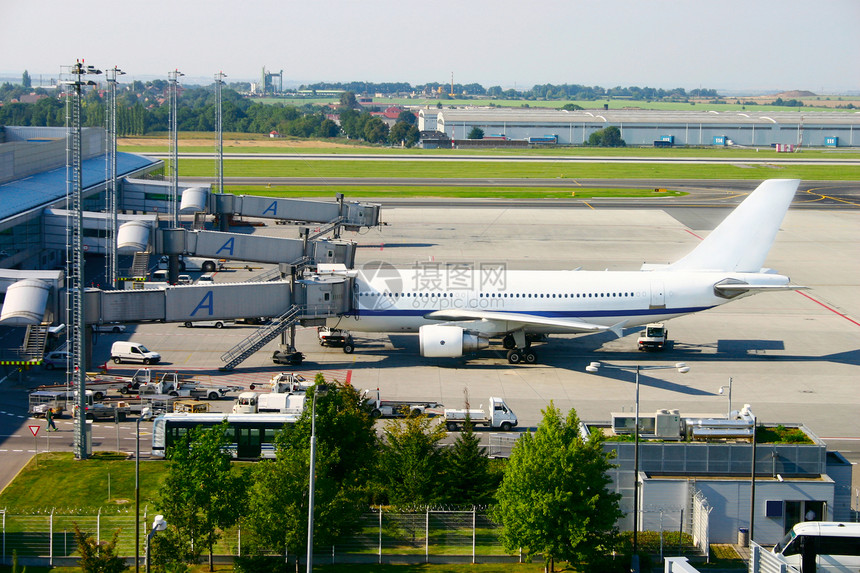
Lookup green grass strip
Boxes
[225,186,686,199]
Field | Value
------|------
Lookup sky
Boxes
[3,0,859,94]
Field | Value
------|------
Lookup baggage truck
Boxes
[363,389,442,419]
[443,397,518,431]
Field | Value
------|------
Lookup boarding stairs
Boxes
[243,256,313,283]
[219,306,303,371]
[307,218,343,240]
[130,252,150,279]
[19,324,49,361]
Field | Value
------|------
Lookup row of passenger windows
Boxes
[359,291,637,299]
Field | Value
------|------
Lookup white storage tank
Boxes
[116,221,151,253]
[180,187,208,213]
[0,279,50,325]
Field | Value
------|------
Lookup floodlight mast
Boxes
[168,69,183,228]
[585,361,689,568]
[215,71,227,195]
[62,60,101,460]
[105,66,125,290]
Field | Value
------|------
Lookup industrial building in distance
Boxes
[418,108,860,148]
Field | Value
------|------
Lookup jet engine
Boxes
[419,325,489,358]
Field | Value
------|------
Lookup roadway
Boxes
[0,193,858,502]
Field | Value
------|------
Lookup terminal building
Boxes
[0,126,380,369]
[418,108,860,147]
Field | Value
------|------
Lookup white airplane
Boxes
[325,179,804,364]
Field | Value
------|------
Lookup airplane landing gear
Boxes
[507,348,537,364]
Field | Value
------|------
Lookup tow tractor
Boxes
[637,323,669,351]
[318,327,354,354]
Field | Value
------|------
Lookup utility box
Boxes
[655,409,682,439]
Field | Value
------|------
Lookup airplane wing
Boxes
[424,309,627,337]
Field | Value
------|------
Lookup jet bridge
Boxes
[82,273,353,369]
[155,228,356,270]
[209,193,380,233]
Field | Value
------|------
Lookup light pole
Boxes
[167,69,184,228]
[307,383,328,573]
[719,377,733,418]
[145,514,167,573]
[586,361,690,567]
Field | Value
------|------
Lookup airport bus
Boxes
[151,412,297,460]
[773,522,860,572]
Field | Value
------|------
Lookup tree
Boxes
[467,127,484,140]
[363,117,389,143]
[244,376,377,572]
[339,91,357,108]
[494,403,622,572]
[586,125,626,147]
[378,413,447,505]
[388,121,419,147]
[21,70,31,89]
[73,523,127,573]
[561,103,583,111]
[442,419,498,505]
[159,421,246,571]
[396,109,417,126]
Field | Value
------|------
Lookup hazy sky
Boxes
[4,0,858,93]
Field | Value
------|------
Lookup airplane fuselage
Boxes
[327,269,790,336]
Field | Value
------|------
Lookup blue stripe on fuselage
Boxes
[353,306,714,318]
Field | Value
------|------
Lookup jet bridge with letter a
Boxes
[84,272,354,369]
[156,227,356,278]
[209,193,380,236]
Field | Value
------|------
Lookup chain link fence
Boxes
[1,507,520,566]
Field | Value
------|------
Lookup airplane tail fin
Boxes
[668,179,799,272]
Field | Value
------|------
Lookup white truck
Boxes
[362,389,442,419]
[443,397,518,431]
[157,255,223,273]
[233,391,306,414]
[136,373,242,400]
[250,372,311,394]
[637,322,669,351]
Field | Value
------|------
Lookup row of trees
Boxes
[303,80,720,101]
[149,375,623,573]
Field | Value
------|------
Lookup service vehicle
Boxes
[637,323,669,351]
[84,400,132,421]
[35,373,141,401]
[443,397,518,431]
[177,274,192,285]
[110,341,161,365]
[92,323,126,333]
[362,389,442,418]
[157,255,222,273]
[136,372,242,400]
[232,391,305,414]
[90,368,154,393]
[773,521,860,572]
[250,372,311,393]
[182,319,235,329]
[196,273,215,284]
[29,390,100,418]
[271,349,305,365]
[42,350,69,370]
[317,327,354,353]
[173,400,210,413]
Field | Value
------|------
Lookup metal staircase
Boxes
[242,256,313,283]
[130,251,150,278]
[219,305,303,371]
[20,324,49,361]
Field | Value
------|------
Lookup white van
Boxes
[196,274,215,285]
[110,341,161,365]
[773,522,860,572]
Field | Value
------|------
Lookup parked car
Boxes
[177,274,192,285]
[182,320,235,329]
[42,350,69,370]
[196,274,215,285]
[93,323,126,333]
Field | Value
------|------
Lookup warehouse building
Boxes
[419,108,860,147]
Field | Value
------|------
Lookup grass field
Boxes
[223,186,686,199]
[166,158,860,182]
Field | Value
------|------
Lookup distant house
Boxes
[269,130,280,138]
